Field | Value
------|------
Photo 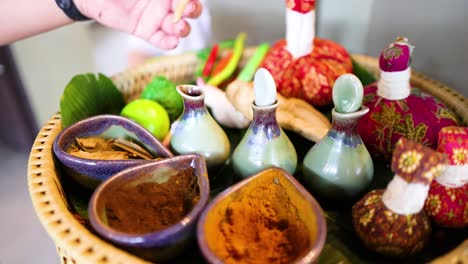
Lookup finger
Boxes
[162,15,191,37]
[163,14,186,34]
[180,22,191,37]
[171,0,201,18]
[149,30,179,50]
[133,1,170,40]
[171,0,193,12]
[184,1,202,18]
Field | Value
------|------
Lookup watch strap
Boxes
[55,0,90,21]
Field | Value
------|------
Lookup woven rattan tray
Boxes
[28,48,468,264]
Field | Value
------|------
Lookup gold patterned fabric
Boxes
[352,138,448,257]
[391,138,447,184]
[352,190,431,257]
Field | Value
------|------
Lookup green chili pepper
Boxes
[208,33,247,86]
[218,39,235,49]
[237,42,270,82]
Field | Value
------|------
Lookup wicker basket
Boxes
[28,48,468,264]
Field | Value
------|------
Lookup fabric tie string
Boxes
[435,165,468,188]
[377,67,411,100]
[286,9,315,58]
[382,175,430,215]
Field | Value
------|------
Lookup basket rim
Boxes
[28,52,468,264]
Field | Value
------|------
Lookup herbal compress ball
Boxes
[352,138,447,257]
[425,126,468,228]
[357,37,458,160]
[261,0,352,107]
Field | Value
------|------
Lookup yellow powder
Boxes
[205,178,311,264]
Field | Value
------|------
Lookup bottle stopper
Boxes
[332,74,364,113]
[254,68,277,107]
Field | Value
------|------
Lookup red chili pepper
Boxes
[202,44,219,77]
[211,51,233,76]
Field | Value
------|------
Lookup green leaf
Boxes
[140,76,183,122]
[60,73,125,128]
[352,59,377,86]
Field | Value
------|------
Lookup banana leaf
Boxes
[60,73,125,128]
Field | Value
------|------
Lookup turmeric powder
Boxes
[204,175,311,264]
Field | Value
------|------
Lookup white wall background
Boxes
[12,0,468,126]
[12,23,94,127]
[317,0,374,54]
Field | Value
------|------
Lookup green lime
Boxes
[141,76,183,122]
[121,99,170,140]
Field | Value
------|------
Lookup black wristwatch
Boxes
[55,0,90,21]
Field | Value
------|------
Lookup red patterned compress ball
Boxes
[425,126,468,228]
[357,37,458,160]
[286,0,316,13]
[260,0,352,107]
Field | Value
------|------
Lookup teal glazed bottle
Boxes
[170,85,230,170]
[303,74,374,199]
[232,69,297,179]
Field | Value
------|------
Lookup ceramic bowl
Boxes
[88,154,210,262]
[197,167,327,264]
[53,114,173,189]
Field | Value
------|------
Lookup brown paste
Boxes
[104,167,199,234]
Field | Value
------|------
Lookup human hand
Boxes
[74,0,202,49]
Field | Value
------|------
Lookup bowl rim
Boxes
[196,167,327,264]
[88,154,210,247]
[52,114,174,166]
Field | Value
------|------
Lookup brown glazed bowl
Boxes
[88,154,210,262]
[197,167,327,264]
[53,114,173,189]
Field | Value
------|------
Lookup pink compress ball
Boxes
[425,126,468,228]
[357,37,458,160]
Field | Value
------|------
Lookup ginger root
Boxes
[197,78,250,129]
[226,80,331,142]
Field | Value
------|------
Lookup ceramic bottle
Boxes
[170,85,230,170]
[303,74,374,199]
[232,69,297,178]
